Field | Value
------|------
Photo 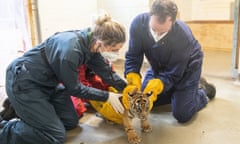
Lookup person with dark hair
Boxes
[124,0,216,123]
[0,13,127,144]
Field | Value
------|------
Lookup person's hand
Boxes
[108,92,124,114]
[126,72,141,90]
[143,78,164,103]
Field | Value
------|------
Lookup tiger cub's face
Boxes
[128,90,152,120]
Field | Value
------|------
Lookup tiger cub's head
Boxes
[128,89,152,120]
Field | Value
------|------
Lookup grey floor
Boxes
[65,51,240,144]
[0,51,239,144]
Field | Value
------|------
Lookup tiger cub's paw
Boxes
[142,123,152,133]
[127,130,141,144]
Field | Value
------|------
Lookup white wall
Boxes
[179,0,235,21]
[38,0,98,42]
[97,0,149,59]
[37,0,235,59]
[193,0,234,20]
[38,0,149,59]
[175,0,192,21]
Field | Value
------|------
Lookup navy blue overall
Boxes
[125,13,208,123]
[0,29,126,144]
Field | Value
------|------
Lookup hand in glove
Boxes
[126,72,141,90]
[124,72,142,103]
[108,92,124,114]
[143,78,164,104]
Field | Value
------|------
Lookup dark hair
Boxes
[150,0,178,23]
[92,13,126,46]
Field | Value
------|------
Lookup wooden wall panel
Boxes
[186,21,233,52]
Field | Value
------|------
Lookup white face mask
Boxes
[101,51,119,62]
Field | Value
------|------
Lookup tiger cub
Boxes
[89,88,153,144]
[122,89,152,144]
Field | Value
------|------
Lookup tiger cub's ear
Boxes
[147,91,157,111]
[122,85,138,110]
[146,91,153,97]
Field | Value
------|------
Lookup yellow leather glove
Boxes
[89,99,123,124]
[143,78,164,110]
[124,72,141,110]
[126,72,141,90]
[89,87,123,124]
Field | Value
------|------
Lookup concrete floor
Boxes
[65,51,240,144]
[0,51,239,144]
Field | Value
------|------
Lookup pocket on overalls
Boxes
[12,63,36,93]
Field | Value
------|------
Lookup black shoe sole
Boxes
[199,77,216,100]
[205,83,216,100]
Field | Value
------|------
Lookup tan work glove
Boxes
[143,78,164,110]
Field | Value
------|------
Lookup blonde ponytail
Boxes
[94,13,111,26]
[92,11,126,46]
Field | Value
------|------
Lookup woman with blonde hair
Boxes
[0,13,126,144]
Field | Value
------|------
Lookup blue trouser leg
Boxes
[170,65,208,123]
[0,63,78,144]
[50,91,79,130]
[142,67,208,123]
[171,85,207,123]
[0,120,61,144]
[151,82,208,123]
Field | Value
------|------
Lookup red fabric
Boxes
[71,65,110,117]
[71,96,87,117]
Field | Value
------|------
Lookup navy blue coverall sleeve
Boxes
[124,15,145,76]
[87,53,127,92]
[45,32,109,101]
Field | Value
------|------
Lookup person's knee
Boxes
[40,122,67,143]
[64,117,79,130]
[0,120,67,144]
[55,130,66,143]
[172,108,194,123]
[40,123,66,143]
[50,126,66,143]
